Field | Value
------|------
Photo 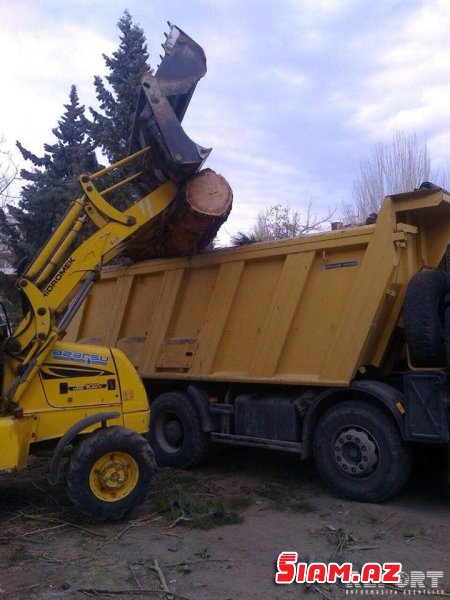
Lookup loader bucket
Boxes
[129,24,211,184]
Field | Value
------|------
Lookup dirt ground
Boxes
[0,446,449,600]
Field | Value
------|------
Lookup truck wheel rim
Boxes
[156,412,184,453]
[333,426,379,477]
[89,452,139,502]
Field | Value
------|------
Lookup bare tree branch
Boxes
[0,137,19,206]
[231,201,335,246]
[431,155,450,192]
[345,131,431,222]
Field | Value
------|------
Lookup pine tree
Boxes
[90,10,150,163]
[6,85,99,263]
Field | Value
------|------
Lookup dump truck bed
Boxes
[67,188,450,387]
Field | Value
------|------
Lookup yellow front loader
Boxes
[0,24,210,520]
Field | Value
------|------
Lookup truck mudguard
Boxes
[187,384,219,432]
[301,381,406,458]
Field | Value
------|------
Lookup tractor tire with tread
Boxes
[148,392,209,468]
[313,400,412,502]
[66,426,155,521]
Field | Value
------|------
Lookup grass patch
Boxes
[148,468,252,530]
[255,482,318,513]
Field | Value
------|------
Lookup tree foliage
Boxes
[1,11,150,268]
[231,202,333,246]
[90,10,150,163]
[344,132,431,222]
[4,85,98,263]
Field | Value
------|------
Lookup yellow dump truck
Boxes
[67,184,450,502]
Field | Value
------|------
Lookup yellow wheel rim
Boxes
[89,452,139,502]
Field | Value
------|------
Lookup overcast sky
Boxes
[1,0,450,242]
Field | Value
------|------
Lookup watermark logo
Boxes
[275,553,444,594]
[345,570,445,595]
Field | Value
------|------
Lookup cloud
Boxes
[269,67,310,89]
[3,0,450,238]
[341,0,450,145]
[0,17,114,157]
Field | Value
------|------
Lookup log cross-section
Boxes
[126,169,232,261]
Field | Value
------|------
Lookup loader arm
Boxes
[1,24,210,414]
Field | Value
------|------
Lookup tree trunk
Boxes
[126,169,232,260]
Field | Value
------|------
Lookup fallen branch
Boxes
[325,528,355,560]
[313,584,333,600]
[164,532,184,539]
[163,558,231,568]
[0,584,40,596]
[375,518,403,539]
[22,523,67,537]
[128,565,142,590]
[167,509,218,530]
[166,515,191,529]
[78,589,192,599]
[31,482,60,507]
[113,509,167,540]
[404,535,442,545]
[40,553,84,566]
[150,559,172,599]
[346,544,380,551]
[17,512,106,538]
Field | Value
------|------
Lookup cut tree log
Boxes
[126,168,233,261]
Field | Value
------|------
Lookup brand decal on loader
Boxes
[68,383,108,392]
[52,348,109,366]
[58,379,116,393]
[320,260,358,270]
[42,257,75,297]
[42,364,114,380]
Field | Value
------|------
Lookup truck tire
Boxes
[404,269,449,367]
[66,426,155,521]
[148,392,209,468]
[313,400,411,502]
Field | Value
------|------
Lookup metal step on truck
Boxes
[67,183,450,502]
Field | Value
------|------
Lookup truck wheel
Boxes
[149,392,209,468]
[404,269,449,367]
[313,401,411,502]
[66,426,155,521]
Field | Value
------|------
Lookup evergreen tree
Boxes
[6,85,99,263]
[90,10,150,163]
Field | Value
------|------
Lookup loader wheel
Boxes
[149,392,209,468]
[403,269,450,367]
[66,426,155,521]
[313,401,412,502]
